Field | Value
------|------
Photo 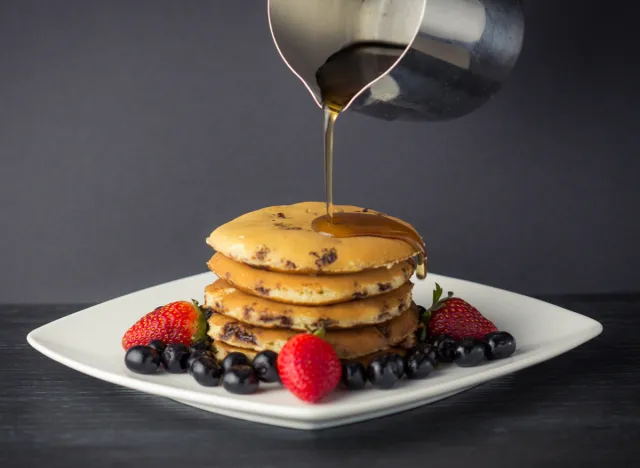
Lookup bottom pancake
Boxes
[207,303,419,359]
[213,341,413,367]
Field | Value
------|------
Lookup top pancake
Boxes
[206,201,421,274]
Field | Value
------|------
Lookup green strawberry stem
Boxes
[419,283,454,328]
[191,298,209,344]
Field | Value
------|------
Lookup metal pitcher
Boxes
[268,0,524,121]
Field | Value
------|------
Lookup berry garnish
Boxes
[221,352,250,373]
[367,353,404,389]
[252,350,280,383]
[277,331,342,403]
[433,335,457,363]
[190,339,211,352]
[222,365,259,395]
[187,349,216,371]
[148,340,166,354]
[190,357,223,387]
[161,343,191,373]
[423,284,498,341]
[341,362,367,390]
[124,345,161,374]
[121,300,207,350]
[404,346,436,379]
[454,338,487,367]
[484,331,516,360]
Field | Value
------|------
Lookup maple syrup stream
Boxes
[311,42,426,279]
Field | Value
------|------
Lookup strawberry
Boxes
[121,300,207,350]
[421,284,498,341]
[277,331,342,403]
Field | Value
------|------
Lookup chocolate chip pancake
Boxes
[204,278,413,330]
[208,253,414,306]
[207,303,419,360]
[205,201,423,274]
[213,341,413,367]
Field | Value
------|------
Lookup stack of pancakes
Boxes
[203,202,424,365]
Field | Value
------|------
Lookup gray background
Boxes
[2,0,639,303]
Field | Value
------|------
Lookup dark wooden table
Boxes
[2,296,639,468]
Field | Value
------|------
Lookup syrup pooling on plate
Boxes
[311,212,427,280]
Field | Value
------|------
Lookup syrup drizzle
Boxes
[313,42,426,279]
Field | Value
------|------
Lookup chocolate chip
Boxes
[221,323,257,344]
[352,291,368,299]
[285,260,297,269]
[258,313,293,328]
[255,286,271,296]
[377,282,392,292]
[242,305,254,319]
[255,246,270,261]
[277,212,286,218]
[274,222,302,230]
[312,318,337,329]
[311,248,338,269]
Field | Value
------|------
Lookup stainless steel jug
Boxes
[268,0,524,121]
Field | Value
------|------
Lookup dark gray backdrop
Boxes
[2,0,639,303]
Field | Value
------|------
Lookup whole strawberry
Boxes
[121,300,207,350]
[277,332,342,403]
[422,284,498,341]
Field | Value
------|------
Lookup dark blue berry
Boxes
[252,350,280,383]
[341,362,367,390]
[148,340,166,354]
[161,343,191,373]
[367,353,404,389]
[435,335,457,363]
[125,345,160,374]
[484,331,516,360]
[222,352,250,373]
[405,346,436,379]
[190,339,210,352]
[454,338,486,367]
[187,350,216,371]
[222,365,259,394]
[190,357,223,387]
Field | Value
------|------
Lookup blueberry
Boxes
[187,350,216,372]
[252,350,280,383]
[221,352,250,373]
[341,362,367,390]
[125,345,160,374]
[454,338,486,367]
[161,343,191,373]
[222,365,259,394]
[484,331,516,360]
[367,353,404,389]
[190,357,223,387]
[404,347,436,379]
[435,335,457,363]
[412,342,438,364]
[190,339,211,352]
[148,340,166,354]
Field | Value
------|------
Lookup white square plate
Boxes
[27,272,602,430]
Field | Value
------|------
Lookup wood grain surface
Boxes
[2,296,639,468]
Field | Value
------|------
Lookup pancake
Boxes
[213,341,412,367]
[204,279,413,330]
[205,202,423,274]
[207,253,414,305]
[207,304,419,359]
